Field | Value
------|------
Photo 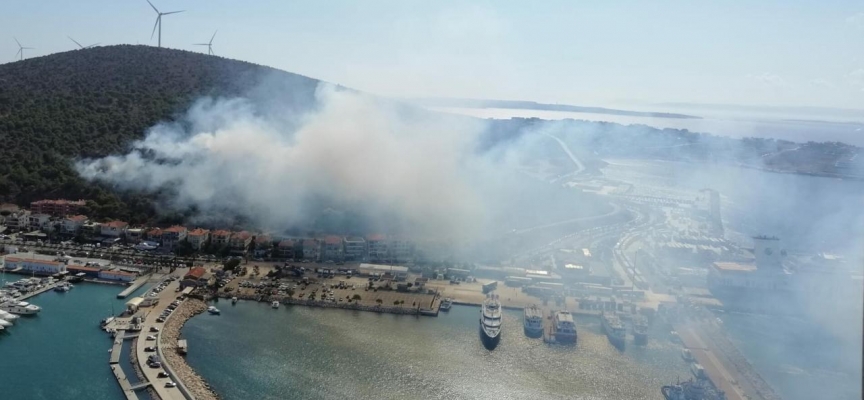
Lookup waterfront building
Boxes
[366,234,388,261]
[3,257,67,275]
[388,237,413,262]
[98,269,136,282]
[126,228,143,244]
[28,213,52,231]
[100,221,129,237]
[277,240,297,259]
[145,228,163,244]
[211,230,232,247]
[253,235,272,258]
[230,231,253,255]
[709,236,789,291]
[343,236,366,260]
[187,228,210,251]
[302,239,320,261]
[62,215,88,234]
[126,297,144,313]
[320,235,344,262]
[358,263,409,277]
[67,265,100,278]
[182,266,210,288]
[161,226,188,250]
[30,199,86,216]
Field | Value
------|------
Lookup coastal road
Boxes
[135,275,188,400]
[544,132,585,177]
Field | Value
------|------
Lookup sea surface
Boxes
[0,282,145,400]
[183,303,689,400]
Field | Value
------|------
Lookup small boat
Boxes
[681,348,694,362]
[100,316,115,328]
[231,297,238,305]
[207,306,220,315]
[271,301,280,309]
[440,298,453,311]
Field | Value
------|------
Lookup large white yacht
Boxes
[480,295,502,349]
[1,300,41,315]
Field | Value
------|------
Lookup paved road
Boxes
[545,133,585,176]
[135,274,189,400]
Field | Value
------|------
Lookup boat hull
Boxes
[480,325,501,350]
[523,325,544,338]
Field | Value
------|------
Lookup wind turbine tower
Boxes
[146,0,184,48]
[14,37,33,61]
[194,30,218,55]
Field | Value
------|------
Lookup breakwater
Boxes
[161,299,219,400]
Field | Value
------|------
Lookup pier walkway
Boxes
[117,275,151,299]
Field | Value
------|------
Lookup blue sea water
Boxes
[0,282,143,400]
[183,302,689,400]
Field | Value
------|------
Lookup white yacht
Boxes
[0,318,12,327]
[479,295,502,349]
[231,297,238,305]
[271,301,280,309]
[1,300,41,315]
[207,306,220,315]
[440,298,453,311]
[0,310,20,321]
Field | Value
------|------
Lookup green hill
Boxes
[0,45,321,222]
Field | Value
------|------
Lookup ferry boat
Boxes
[479,295,502,349]
[601,312,626,348]
[523,305,544,337]
[633,314,648,344]
[439,298,453,311]
[271,301,280,309]
[1,300,41,315]
[661,377,726,400]
[553,310,577,344]
[207,306,221,315]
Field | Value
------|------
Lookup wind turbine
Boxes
[14,37,33,61]
[146,0,184,48]
[68,36,99,50]
[194,30,217,55]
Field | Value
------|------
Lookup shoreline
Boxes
[160,298,219,400]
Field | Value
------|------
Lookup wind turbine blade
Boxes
[86,43,100,49]
[68,36,84,49]
[193,43,209,46]
[151,16,160,39]
[15,48,21,58]
[146,0,159,13]
[162,10,184,15]
[14,37,22,48]
[210,30,218,44]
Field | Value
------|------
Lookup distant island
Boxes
[410,97,702,119]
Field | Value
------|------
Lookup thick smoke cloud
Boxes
[76,85,499,240]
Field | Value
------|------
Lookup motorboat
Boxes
[1,301,41,315]
[207,306,220,315]
[0,310,19,321]
[271,301,280,309]
[440,298,453,311]
[231,297,238,305]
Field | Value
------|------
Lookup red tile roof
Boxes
[255,235,271,244]
[212,229,232,237]
[164,225,187,234]
[188,228,210,237]
[231,231,251,240]
[185,266,207,280]
[146,228,163,236]
[366,234,386,242]
[66,215,88,222]
[323,235,342,245]
[104,220,128,228]
[302,239,318,248]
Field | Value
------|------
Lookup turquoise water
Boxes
[183,302,689,400]
[0,283,140,400]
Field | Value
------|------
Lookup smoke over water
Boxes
[76,85,502,240]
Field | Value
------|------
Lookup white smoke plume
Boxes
[76,85,499,240]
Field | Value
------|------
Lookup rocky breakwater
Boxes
[161,299,220,400]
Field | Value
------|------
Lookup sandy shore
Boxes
[161,299,219,400]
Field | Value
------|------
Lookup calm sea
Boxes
[182,302,689,400]
[0,282,146,400]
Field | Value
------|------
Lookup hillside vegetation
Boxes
[0,45,320,222]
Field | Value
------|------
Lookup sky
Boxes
[2,0,864,110]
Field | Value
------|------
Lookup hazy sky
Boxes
[2,0,864,110]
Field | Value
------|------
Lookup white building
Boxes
[28,213,51,231]
[62,215,88,234]
[343,237,367,260]
[100,221,129,237]
[3,257,67,275]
